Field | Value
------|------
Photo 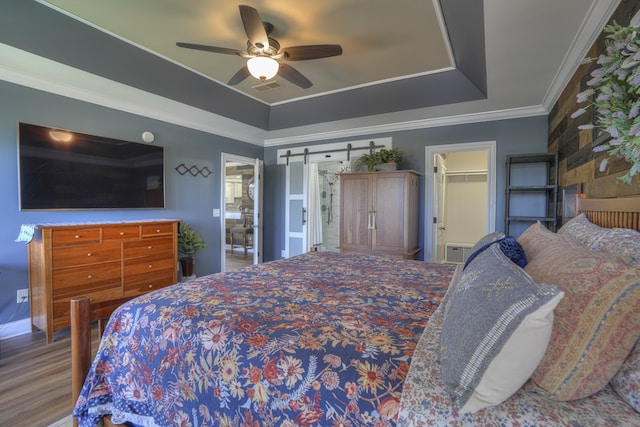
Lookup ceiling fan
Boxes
[176,4,342,89]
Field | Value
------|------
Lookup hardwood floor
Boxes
[0,325,99,427]
[225,249,254,271]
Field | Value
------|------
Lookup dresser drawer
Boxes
[52,287,123,327]
[52,261,122,299]
[103,225,140,241]
[123,269,176,297]
[123,237,175,259]
[52,228,101,247]
[141,223,174,238]
[123,256,175,277]
[52,242,121,269]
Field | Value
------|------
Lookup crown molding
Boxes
[0,43,266,146]
[1,42,546,149]
[263,105,548,147]
[541,0,622,111]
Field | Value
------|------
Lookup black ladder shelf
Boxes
[505,152,559,236]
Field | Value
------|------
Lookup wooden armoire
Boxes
[339,170,421,259]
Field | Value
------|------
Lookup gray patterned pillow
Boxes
[469,231,505,254]
[558,214,640,267]
[440,244,563,413]
[558,213,607,250]
[598,228,640,268]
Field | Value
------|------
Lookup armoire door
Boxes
[370,173,408,253]
[340,174,372,252]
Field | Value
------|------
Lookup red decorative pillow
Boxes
[523,232,640,400]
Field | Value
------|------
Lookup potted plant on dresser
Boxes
[178,222,206,280]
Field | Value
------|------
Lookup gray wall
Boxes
[0,77,548,332]
[0,81,262,329]
[262,115,549,261]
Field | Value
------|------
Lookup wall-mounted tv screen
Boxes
[18,123,165,210]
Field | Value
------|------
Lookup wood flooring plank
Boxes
[0,324,99,427]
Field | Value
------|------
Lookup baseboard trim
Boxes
[0,318,31,340]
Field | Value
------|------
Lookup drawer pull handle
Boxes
[148,264,153,268]
[87,275,93,279]
[87,253,92,257]
[148,246,153,250]
[155,229,161,233]
[120,232,125,236]
[74,235,80,239]
[148,284,153,288]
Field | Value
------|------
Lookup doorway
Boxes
[425,141,496,263]
[315,161,343,252]
[221,153,263,271]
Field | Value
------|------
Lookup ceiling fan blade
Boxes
[239,5,269,49]
[281,44,343,61]
[279,63,313,89]
[228,65,251,85]
[176,42,243,56]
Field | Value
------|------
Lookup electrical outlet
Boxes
[17,288,29,303]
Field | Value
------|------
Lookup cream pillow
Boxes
[462,293,564,412]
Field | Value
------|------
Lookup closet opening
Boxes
[425,142,497,264]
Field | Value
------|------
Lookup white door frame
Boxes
[424,141,497,262]
[220,153,263,271]
[435,154,448,263]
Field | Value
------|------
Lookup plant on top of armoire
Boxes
[353,148,403,172]
[572,21,640,183]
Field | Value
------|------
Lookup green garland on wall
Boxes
[573,22,640,183]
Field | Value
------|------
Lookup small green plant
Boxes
[354,152,382,171]
[379,148,403,163]
[353,148,403,171]
[178,222,206,259]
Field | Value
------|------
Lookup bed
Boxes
[72,193,640,427]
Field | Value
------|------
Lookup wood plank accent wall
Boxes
[548,0,640,198]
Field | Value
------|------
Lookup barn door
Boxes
[284,161,308,257]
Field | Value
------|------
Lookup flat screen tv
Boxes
[18,123,165,210]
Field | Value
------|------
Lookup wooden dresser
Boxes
[26,220,180,342]
[340,170,421,259]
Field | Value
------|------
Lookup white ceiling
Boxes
[0,0,622,145]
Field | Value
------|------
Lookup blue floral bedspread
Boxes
[73,252,455,427]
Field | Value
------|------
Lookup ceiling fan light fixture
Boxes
[247,56,279,80]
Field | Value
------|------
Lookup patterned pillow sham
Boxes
[598,228,640,268]
[612,337,640,413]
[559,214,640,267]
[558,213,607,250]
[440,244,563,413]
[516,221,557,260]
[524,233,640,400]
